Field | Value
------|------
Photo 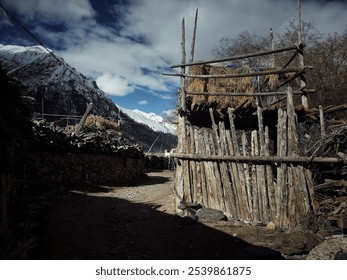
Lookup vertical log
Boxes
[175,17,187,211]
[251,130,260,222]
[304,169,319,211]
[202,129,217,209]
[228,108,250,221]
[174,117,185,208]
[209,109,225,211]
[257,104,269,223]
[264,127,276,221]
[287,166,297,227]
[225,129,241,218]
[189,8,198,64]
[180,17,186,111]
[219,122,235,215]
[297,0,308,108]
[276,108,289,228]
[190,126,202,204]
[183,126,192,202]
[197,128,209,206]
[287,86,299,156]
[242,132,253,221]
[319,105,326,138]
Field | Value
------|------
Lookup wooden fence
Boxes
[173,87,326,228]
[165,11,342,229]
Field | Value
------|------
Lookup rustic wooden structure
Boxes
[166,12,344,229]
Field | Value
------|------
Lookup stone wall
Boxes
[28,152,145,186]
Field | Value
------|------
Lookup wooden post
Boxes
[74,102,93,135]
[270,27,275,67]
[228,108,251,221]
[251,130,260,222]
[319,105,326,137]
[264,127,276,221]
[297,0,308,108]
[174,17,188,211]
[209,108,226,211]
[276,108,289,227]
[189,9,198,63]
[180,17,186,111]
[241,132,253,221]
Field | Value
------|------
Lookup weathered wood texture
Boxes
[174,88,318,229]
[172,21,319,229]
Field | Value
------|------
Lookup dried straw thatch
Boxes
[186,64,285,110]
[85,115,120,131]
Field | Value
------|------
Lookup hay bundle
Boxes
[187,65,256,109]
[186,65,290,110]
[85,115,120,131]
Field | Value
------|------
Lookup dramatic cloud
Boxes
[1,0,347,113]
[1,0,95,25]
[95,72,134,96]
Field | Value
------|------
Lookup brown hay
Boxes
[187,65,256,109]
[85,115,120,131]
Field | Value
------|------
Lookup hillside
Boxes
[0,44,177,152]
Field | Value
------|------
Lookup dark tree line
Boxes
[212,21,347,111]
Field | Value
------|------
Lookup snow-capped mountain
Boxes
[119,107,176,135]
[0,44,177,151]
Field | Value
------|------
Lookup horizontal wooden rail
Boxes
[163,66,313,79]
[186,89,316,97]
[171,153,342,164]
[171,44,304,68]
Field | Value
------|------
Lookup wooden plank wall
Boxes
[175,88,318,229]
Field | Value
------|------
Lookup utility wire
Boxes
[0,3,63,64]
[0,2,106,107]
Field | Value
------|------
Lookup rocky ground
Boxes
[17,170,343,260]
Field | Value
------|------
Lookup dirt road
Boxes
[28,171,319,260]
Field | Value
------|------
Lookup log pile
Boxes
[32,119,143,158]
[307,125,347,233]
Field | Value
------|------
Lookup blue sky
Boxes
[0,0,347,115]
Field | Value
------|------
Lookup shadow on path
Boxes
[28,174,283,260]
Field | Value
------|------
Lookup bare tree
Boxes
[212,22,347,115]
[212,31,270,68]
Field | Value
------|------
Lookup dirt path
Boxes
[28,171,320,260]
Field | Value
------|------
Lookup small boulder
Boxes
[306,236,347,260]
[196,208,226,222]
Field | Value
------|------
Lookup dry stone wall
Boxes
[28,152,145,186]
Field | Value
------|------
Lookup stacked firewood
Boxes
[308,126,347,233]
[32,119,143,158]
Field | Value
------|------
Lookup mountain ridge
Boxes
[0,44,177,152]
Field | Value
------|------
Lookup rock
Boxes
[178,201,202,211]
[306,236,347,260]
[196,208,226,222]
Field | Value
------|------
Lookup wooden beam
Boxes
[186,89,315,97]
[172,153,342,163]
[163,66,313,79]
[171,44,303,68]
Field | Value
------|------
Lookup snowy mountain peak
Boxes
[119,107,176,135]
[0,44,177,150]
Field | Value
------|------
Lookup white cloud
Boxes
[1,0,95,25]
[95,72,134,96]
[2,0,347,102]
[138,100,148,105]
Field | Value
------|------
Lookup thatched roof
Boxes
[186,64,292,111]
